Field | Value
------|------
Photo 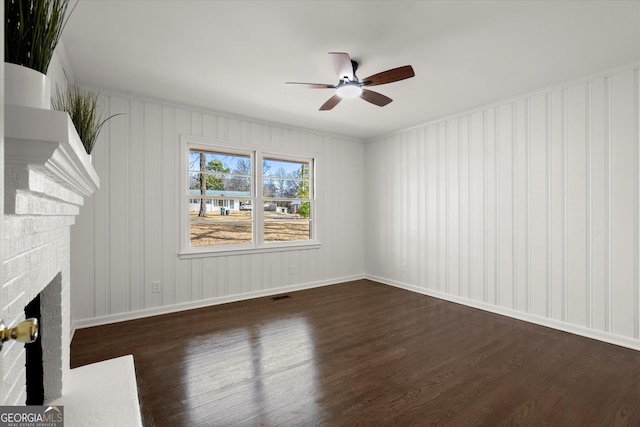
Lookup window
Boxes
[180,137,317,257]
[262,157,312,243]
[187,149,253,247]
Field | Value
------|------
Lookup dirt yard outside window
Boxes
[190,211,310,246]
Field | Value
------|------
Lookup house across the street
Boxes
[188,190,250,213]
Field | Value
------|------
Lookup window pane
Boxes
[262,178,302,198]
[189,150,251,189]
[263,158,309,178]
[189,198,253,246]
[202,174,251,193]
[262,158,310,199]
[263,200,311,242]
[188,173,202,190]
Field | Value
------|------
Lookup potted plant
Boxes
[51,83,122,154]
[5,0,74,108]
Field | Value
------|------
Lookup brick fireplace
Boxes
[1,104,99,405]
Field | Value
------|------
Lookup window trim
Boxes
[178,135,319,258]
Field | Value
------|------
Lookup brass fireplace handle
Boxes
[0,318,39,351]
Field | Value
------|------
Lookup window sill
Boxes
[178,242,321,259]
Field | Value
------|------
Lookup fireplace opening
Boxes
[24,294,44,405]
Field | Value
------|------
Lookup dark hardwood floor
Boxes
[71,279,640,426]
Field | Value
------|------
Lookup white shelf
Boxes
[5,104,100,196]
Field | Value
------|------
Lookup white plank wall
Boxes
[366,63,640,350]
[70,93,365,327]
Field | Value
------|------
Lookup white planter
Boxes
[4,62,51,109]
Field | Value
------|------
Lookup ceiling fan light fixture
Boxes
[336,83,363,99]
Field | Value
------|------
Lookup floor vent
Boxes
[271,295,291,301]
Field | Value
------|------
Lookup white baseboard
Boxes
[73,273,639,352]
[366,274,640,352]
[71,274,365,333]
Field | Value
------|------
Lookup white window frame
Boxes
[179,135,319,259]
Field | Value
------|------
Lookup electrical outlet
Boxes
[152,280,161,293]
[400,263,407,272]
[289,265,295,276]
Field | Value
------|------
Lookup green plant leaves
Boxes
[5,0,72,74]
[52,84,123,154]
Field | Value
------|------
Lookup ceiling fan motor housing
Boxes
[350,60,359,81]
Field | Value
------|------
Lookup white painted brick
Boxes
[15,192,80,216]
[5,278,26,308]
[3,256,26,283]
[28,168,85,206]
[0,342,26,405]
[1,342,25,387]
[5,295,27,325]
[3,149,95,405]
[3,371,26,406]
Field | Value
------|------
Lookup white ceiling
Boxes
[61,0,640,140]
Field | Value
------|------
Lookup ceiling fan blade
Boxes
[319,94,342,111]
[328,52,354,81]
[360,89,393,107]
[286,82,335,89]
[362,65,415,87]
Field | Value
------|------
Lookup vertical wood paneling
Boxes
[493,109,500,306]
[173,109,192,305]
[161,105,177,307]
[393,134,404,282]
[417,129,427,289]
[590,77,607,331]
[514,101,528,312]
[93,99,110,317]
[469,112,484,301]
[610,69,637,338]
[496,105,514,308]
[545,93,552,318]
[437,124,446,292]
[561,88,570,322]
[144,103,162,309]
[636,68,640,340]
[566,84,588,326]
[426,125,438,290]
[408,130,418,285]
[128,100,144,312]
[458,118,470,299]
[529,93,548,317]
[70,193,94,320]
[549,90,564,321]
[484,109,496,305]
[585,82,593,327]
[108,96,130,313]
[605,76,613,332]
[447,120,460,296]
[365,63,640,348]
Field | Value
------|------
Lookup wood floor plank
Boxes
[71,280,640,426]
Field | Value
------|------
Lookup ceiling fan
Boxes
[286,52,415,111]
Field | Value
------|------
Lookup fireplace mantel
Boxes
[4,104,100,199]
